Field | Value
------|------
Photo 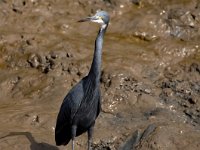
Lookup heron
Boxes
[55,11,110,150]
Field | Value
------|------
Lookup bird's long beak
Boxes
[78,16,99,22]
[78,17,92,22]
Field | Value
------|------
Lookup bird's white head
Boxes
[78,11,110,26]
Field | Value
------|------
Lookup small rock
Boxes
[131,0,140,5]
[28,53,42,68]
[31,115,40,125]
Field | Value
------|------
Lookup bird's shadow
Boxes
[0,132,59,150]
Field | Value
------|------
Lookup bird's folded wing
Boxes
[56,80,84,129]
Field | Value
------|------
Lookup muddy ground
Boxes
[0,0,200,150]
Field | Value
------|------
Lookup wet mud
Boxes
[0,0,200,150]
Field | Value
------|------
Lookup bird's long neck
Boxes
[88,24,107,83]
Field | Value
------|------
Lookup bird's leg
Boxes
[87,125,94,150]
[71,125,77,150]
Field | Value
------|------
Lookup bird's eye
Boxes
[97,16,103,20]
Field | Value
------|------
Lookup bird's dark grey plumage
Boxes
[55,11,110,150]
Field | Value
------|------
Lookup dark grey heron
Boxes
[55,11,110,150]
